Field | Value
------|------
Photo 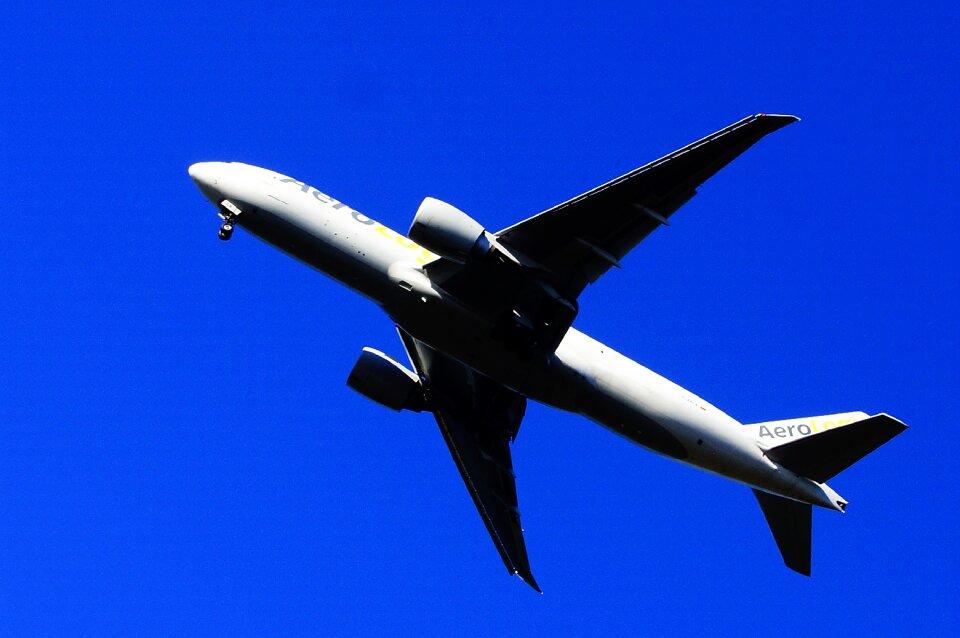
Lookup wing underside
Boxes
[422,115,798,361]
[496,113,799,299]
[397,329,540,592]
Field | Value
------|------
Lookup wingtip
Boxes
[514,570,543,593]
[757,113,801,123]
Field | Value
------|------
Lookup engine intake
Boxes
[408,197,492,263]
[346,347,425,412]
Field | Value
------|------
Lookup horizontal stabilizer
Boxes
[753,489,812,575]
[765,414,907,483]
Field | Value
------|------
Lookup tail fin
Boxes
[761,413,907,482]
[753,489,812,575]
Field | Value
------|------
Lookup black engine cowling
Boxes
[407,197,493,263]
[346,348,425,412]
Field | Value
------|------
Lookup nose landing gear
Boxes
[216,199,243,241]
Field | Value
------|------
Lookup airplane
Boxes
[188,114,907,591]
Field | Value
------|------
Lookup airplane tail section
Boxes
[748,412,906,575]
[753,489,812,575]
[756,413,907,483]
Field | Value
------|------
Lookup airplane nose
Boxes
[188,162,220,186]
[188,162,225,203]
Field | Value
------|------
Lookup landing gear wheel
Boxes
[218,222,234,241]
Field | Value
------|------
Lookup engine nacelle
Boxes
[408,197,492,263]
[346,347,425,412]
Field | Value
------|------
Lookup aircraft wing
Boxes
[397,329,540,592]
[495,114,799,299]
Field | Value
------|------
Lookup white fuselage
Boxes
[189,161,843,511]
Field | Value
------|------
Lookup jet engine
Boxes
[408,197,494,263]
[346,347,425,412]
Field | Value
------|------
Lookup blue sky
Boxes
[1,2,957,635]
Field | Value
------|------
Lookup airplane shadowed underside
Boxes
[189,115,906,591]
